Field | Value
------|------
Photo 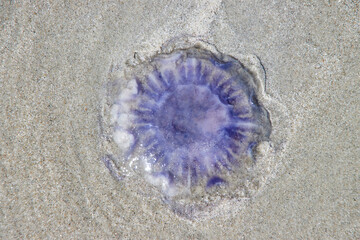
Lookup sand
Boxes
[1,1,359,239]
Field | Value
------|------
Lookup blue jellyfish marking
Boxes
[111,48,271,195]
[206,176,226,188]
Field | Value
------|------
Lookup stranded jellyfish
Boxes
[109,46,271,214]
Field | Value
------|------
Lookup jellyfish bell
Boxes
[103,41,279,220]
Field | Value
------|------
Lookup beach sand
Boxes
[1,1,359,239]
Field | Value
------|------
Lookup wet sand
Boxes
[1,1,359,239]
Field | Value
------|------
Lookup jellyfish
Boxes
[110,47,271,198]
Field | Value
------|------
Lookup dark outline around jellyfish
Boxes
[110,47,271,197]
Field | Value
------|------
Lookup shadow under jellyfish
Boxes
[110,46,271,202]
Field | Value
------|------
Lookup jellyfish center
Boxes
[156,84,230,147]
